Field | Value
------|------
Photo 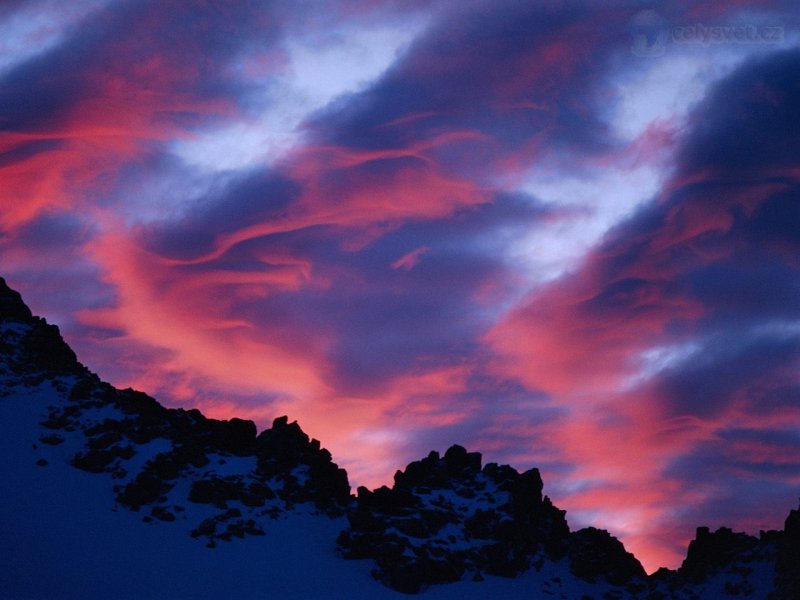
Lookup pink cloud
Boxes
[392,246,429,271]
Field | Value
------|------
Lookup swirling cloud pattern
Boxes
[2,0,798,571]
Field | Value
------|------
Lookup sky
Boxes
[1,0,799,572]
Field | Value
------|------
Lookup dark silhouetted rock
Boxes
[117,471,174,509]
[443,444,482,475]
[151,506,176,522]
[72,445,135,473]
[339,446,573,592]
[568,527,646,585]
[775,503,800,599]
[4,275,800,598]
[208,418,257,456]
[679,526,759,583]
[0,277,33,321]
[255,416,350,510]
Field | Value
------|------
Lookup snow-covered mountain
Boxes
[1,276,798,599]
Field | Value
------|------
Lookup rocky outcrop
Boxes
[255,416,351,509]
[0,278,351,548]
[337,444,647,593]
[654,504,800,599]
[0,277,33,321]
[773,504,800,599]
[3,276,799,597]
[568,527,646,585]
[0,277,81,378]
[679,526,760,583]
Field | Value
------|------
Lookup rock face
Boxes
[0,277,81,379]
[0,277,34,321]
[775,505,800,598]
[0,277,351,549]
[567,527,646,585]
[255,416,351,509]
[644,511,800,600]
[2,275,799,597]
[336,445,646,593]
[680,526,760,583]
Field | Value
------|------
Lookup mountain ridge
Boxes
[1,275,798,598]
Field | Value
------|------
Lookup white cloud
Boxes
[512,162,662,285]
[0,0,112,78]
[170,17,429,173]
[510,43,764,287]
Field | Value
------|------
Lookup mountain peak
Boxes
[0,277,33,322]
[2,276,799,598]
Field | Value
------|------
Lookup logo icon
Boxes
[631,10,668,57]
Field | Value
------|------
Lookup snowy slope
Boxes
[1,276,798,599]
[0,369,616,599]
[0,280,629,599]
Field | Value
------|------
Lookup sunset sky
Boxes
[2,0,799,572]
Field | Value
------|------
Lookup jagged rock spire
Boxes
[0,277,33,321]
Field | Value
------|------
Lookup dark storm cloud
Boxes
[2,0,799,574]
[0,212,114,333]
[657,333,800,418]
[568,45,800,380]
[309,1,625,165]
[583,177,800,330]
[391,368,570,478]
[679,48,800,175]
[641,49,800,416]
[136,168,301,261]
[742,183,800,252]
[746,381,800,415]
[613,44,800,436]
[688,258,800,321]
[664,426,800,528]
[0,28,97,131]
[0,139,65,168]
[488,41,800,567]
[12,210,93,250]
[232,193,551,395]
[0,0,27,17]
[0,0,280,137]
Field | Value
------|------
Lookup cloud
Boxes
[679,48,800,176]
[1,0,799,575]
[307,1,629,179]
[487,45,800,568]
[391,245,429,271]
